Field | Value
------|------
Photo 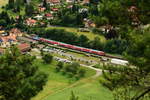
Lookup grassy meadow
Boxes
[47,26,106,43]
[31,60,113,100]
[0,0,8,6]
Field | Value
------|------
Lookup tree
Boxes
[100,28,150,100]
[104,39,128,54]
[65,62,80,75]
[8,0,15,9]
[25,4,34,16]
[43,0,47,8]
[0,11,11,24]
[89,4,99,15]
[16,0,24,6]
[89,37,103,50]
[42,0,50,10]
[56,62,64,72]
[98,0,130,25]
[42,53,53,64]
[69,91,79,100]
[92,16,109,27]
[90,0,99,5]
[15,5,20,12]
[0,46,48,100]
[78,35,89,47]
[105,28,118,39]
[78,68,86,78]
[0,19,7,26]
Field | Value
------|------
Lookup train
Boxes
[31,36,105,56]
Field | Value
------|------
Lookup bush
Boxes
[78,68,86,77]
[92,28,104,35]
[42,53,53,64]
[104,39,128,54]
[57,62,86,79]
[55,62,64,72]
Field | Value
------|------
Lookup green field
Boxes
[32,60,113,100]
[47,26,106,43]
[0,0,8,6]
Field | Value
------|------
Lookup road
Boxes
[80,64,102,78]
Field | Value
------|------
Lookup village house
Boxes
[51,8,59,12]
[45,13,54,20]
[0,43,31,54]
[38,7,46,12]
[9,28,23,37]
[18,43,31,53]
[84,18,96,28]
[26,18,37,26]
[66,0,75,3]
[128,6,140,26]
[82,0,90,5]
[67,5,73,9]
[46,0,60,6]
[34,15,43,20]
[0,28,23,47]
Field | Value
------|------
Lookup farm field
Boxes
[47,26,106,43]
[0,0,8,12]
[32,60,113,100]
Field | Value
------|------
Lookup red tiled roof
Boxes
[10,28,22,34]
[26,18,37,25]
[45,13,53,17]
[0,33,17,43]
[18,43,31,52]
[51,8,59,11]
[39,7,46,12]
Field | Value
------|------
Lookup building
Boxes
[18,43,31,52]
[84,19,96,28]
[47,0,60,6]
[26,18,37,26]
[0,43,31,54]
[45,13,54,20]
[9,28,23,37]
[82,0,90,5]
[34,15,43,20]
[51,8,59,12]
[66,0,75,3]
[0,28,23,47]
[38,7,46,12]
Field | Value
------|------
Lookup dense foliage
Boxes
[55,62,86,79]
[41,52,53,64]
[100,28,150,100]
[0,46,48,100]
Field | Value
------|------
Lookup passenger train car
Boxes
[31,36,105,56]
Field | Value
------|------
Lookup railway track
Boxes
[26,36,125,60]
